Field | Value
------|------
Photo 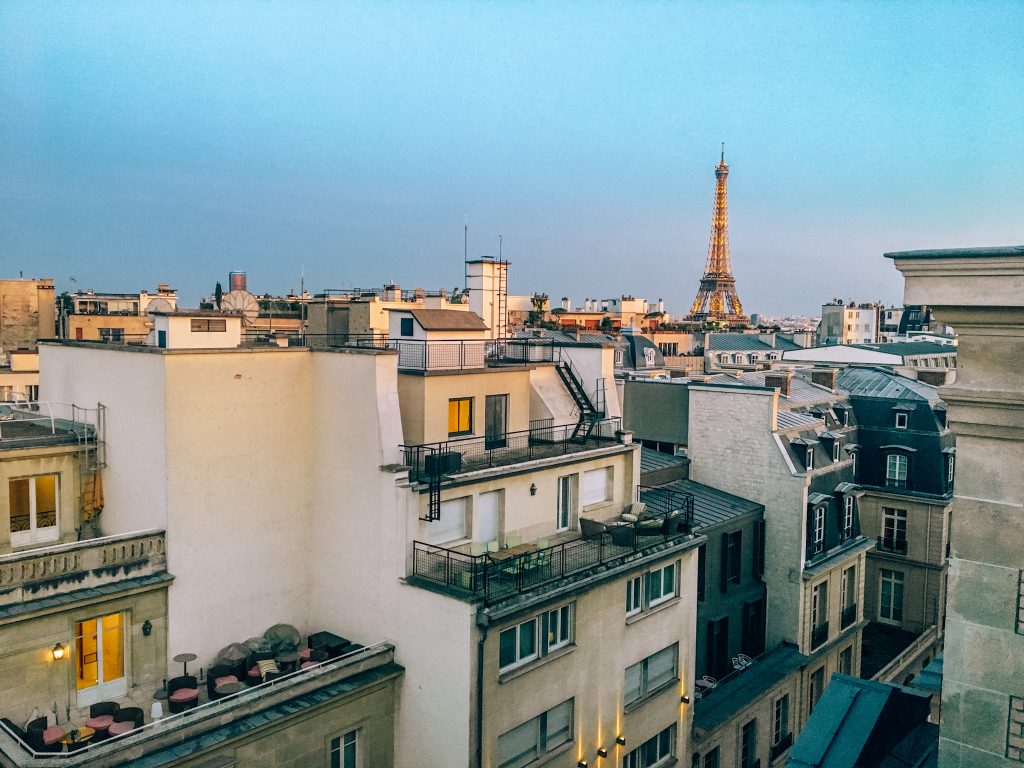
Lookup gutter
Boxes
[475,626,487,768]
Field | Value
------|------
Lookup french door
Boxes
[76,613,127,707]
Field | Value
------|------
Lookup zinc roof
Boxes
[777,410,823,430]
[639,448,688,473]
[706,371,838,405]
[648,478,762,529]
[848,341,953,357]
[836,367,940,402]
[706,333,801,352]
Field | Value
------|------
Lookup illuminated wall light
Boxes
[52,643,66,661]
[615,736,626,746]
[577,762,588,768]
[680,695,690,704]
[597,747,608,758]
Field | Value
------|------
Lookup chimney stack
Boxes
[809,368,839,391]
[764,370,793,397]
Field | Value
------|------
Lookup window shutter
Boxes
[720,533,729,592]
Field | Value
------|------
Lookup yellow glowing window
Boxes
[76,613,124,691]
[9,475,59,544]
[448,398,473,436]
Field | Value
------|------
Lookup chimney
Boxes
[764,370,793,397]
[561,297,571,311]
[810,367,839,391]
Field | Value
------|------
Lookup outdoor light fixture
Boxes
[597,747,608,758]
[680,695,690,704]
[142,620,153,637]
[530,483,537,496]
[615,736,626,746]
[577,762,588,768]
[52,643,66,661]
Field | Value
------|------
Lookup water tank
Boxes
[229,272,247,292]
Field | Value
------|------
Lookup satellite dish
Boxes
[146,298,173,315]
[221,290,259,319]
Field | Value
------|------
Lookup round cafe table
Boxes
[60,726,96,750]
[173,652,197,676]
[215,680,244,697]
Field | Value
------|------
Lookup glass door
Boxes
[484,394,508,450]
[9,475,59,547]
[76,613,127,707]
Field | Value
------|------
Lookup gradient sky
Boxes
[2,2,1022,315]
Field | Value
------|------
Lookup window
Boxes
[838,407,850,427]
[706,617,729,678]
[895,411,909,429]
[839,645,853,675]
[329,730,357,768]
[832,439,841,462]
[879,569,905,623]
[623,724,675,768]
[625,645,678,706]
[721,530,741,590]
[98,327,123,342]
[703,747,720,768]
[581,467,612,507]
[740,719,757,768]
[497,699,573,768]
[812,582,828,647]
[842,496,854,539]
[809,666,825,713]
[947,455,955,489]
[813,506,826,554]
[399,317,414,336]
[484,394,509,449]
[556,474,576,531]
[850,449,858,481]
[448,397,473,436]
[773,695,790,746]
[627,562,679,616]
[882,508,907,552]
[76,612,126,706]
[427,496,468,545]
[697,544,706,602]
[741,599,766,657]
[841,565,857,627]
[805,446,814,471]
[886,453,908,488]
[499,605,574,672]
[9,475,59,546]
[190,318,227,332]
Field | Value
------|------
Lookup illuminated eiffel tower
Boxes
[687,146,749,326]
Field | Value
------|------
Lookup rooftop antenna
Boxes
[498,234,502,260]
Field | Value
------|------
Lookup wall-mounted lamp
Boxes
[597,747,608,758]
[680,695,690,704]
[615,736,626,746]
[577,762,588,768]
[142,620,153,637]
[529,483,537,496]
[52,643,66,661]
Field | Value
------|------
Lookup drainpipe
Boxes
[476,625,488,768]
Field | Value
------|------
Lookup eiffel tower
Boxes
[687,147,749,325]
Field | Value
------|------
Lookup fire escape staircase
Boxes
[555,358,604,441]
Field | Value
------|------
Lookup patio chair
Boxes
[167,675,200,713]
[26,717,63,753]
[108,707,144,737]
[207,663,240,700]
[620,501,647,522]
[609,524,635,548]
[86,701,120,741]
[579,518,607,539]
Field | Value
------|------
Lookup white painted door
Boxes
[475,491,501,543]
[76,613,128,707]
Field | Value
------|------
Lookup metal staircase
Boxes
[554,354,605,441]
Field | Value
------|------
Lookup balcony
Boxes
[402,418,623,483]
[811,621,830,650]
[841,603,858,629]
[876,536,908,555]
[0,642,397,766]
[0,531,167,614]
[411,496,695,604]
[770,733,793,761]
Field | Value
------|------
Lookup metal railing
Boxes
[411,505,695,603]
[402,418,622,482]
[770,734,793,761]
[811,621,830,649]
[638,486,695,522]
[876,536,908,555]
[78,333,149,346]
[841,604,858,629]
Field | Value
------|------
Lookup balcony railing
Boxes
[841,603,858,629]
[770,734,793,761]
[876,536,908,555]
[811,621,829,649]
[402,418,622,483]
[412,504,694,604]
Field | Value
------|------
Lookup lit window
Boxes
[448,397,473,436]
[497,700,573,768]
[9,475,59,546]
[625,645,678,705]
[329,730,357,768]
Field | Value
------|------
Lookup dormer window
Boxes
[813,506,826,554]
[842,495,854,539]
[886,453,909,489]
[836,406,850,427]
[832,440,841,463]
[806,446,814,471]
[851,450,858,480]
[895,412,908,429]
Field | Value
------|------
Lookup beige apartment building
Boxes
[0,279,55,362]
[61,285,178,343]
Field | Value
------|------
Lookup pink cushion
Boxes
[301,661,315,669]
[248,665,260,677]
[85,715,114,730]
[169,687,199,703]
[214,675,238,687]
[42,727,64,745]
[299,648,311,660]
[108,721,134,736]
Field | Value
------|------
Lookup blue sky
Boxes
[2,1,1022,314]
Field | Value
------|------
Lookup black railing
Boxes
[770,734,793,760]
[402,418,622,482]
[412,505,695,603]
[811,621,830,649]
[82,333,150,346]
[876,536,908,555]
[638,486,696,528]
[841,603,858,629]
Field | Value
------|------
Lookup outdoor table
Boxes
[60,726,96,750]
[173,652,197,676]
[489,543,536,562]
